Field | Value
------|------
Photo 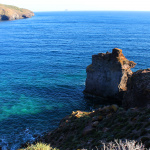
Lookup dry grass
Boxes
[0,4,23,12]
[19,142,58,150]
[101,139,148,150]
[20,139,149,150]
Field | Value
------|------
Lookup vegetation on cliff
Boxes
[0,4,34,21]
[20,105,150,150]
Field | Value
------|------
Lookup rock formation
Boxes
[36,105,150,149]
[0,4,34,21]
[84,48,136,100]
[123,68,150,108]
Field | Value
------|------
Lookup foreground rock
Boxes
[24,105,150,150]
[123,68,150,108]
[84,48,136,100]
[0,4,34,21]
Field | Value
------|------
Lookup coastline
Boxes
[0,4,34,21]
[0,11,150,149]
[19,49,150,150]
[19,105,150,150]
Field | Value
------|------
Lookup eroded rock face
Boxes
[0,4,34,21]
[123,68,150,108]
[84,48,136,100]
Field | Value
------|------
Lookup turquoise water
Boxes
[0,11,150,149]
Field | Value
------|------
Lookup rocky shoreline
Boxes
[0,4,34,21]
[19,48,150,150]
[20,105,150,150]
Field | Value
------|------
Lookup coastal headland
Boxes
[0,4,34,21]
[19,48,150,149]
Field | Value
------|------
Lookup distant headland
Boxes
[0,4,34,21]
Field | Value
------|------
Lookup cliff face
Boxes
[84,48,136,100]
[0,4,34,21]
[123,68,150,108]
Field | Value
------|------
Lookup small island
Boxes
[0,4,34,21]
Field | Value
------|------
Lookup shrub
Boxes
[20,142,58,150]
[101,139,149,150]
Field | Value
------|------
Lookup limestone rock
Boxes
[84,48,136,101]
[0,4,34,21]
[123,68,150,108]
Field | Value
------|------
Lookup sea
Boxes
[0,11,150,149]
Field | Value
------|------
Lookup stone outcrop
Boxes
[35,105,150,150]
[0,4,34,21]
[123,68,150,108]
[84,48,136,100]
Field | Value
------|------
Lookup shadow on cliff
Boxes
[83,95,122,109]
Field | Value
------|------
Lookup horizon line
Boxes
[33,10,150,12]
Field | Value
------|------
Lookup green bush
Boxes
[20,142,58,150]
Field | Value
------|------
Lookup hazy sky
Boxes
[0,0,150,12]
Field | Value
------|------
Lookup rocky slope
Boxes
[21,105,150,150]
[84,48,136,101]
[0,4,34,21]
[123,68,150,108]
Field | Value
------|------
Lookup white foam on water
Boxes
[0,128,37,150]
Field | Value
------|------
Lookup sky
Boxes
[0,0,150,12]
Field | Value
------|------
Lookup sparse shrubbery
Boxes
[20,142,58,150]
[101,139,148,150]
[21,139,149,150]
[19,106,150,150]
[0,4,23,12]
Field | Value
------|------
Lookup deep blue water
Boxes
[0,11,150,149]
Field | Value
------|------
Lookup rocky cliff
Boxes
[19,48,150,150]
[0,4,34,21]
[84,48,136,100]
[21,105,150,150]
[123,68,150,108]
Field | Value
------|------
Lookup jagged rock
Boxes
[0,4,34,21]
[26,105,150,149]
[84,48,136,101]
[123,68,150,108]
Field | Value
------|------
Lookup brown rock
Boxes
[75,110,84,118]
[84,48,136,101]
[123,68,150,108]
[0,4,34,21]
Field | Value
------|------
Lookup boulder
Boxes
[123,68,150,108]
[84,48,136,101]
